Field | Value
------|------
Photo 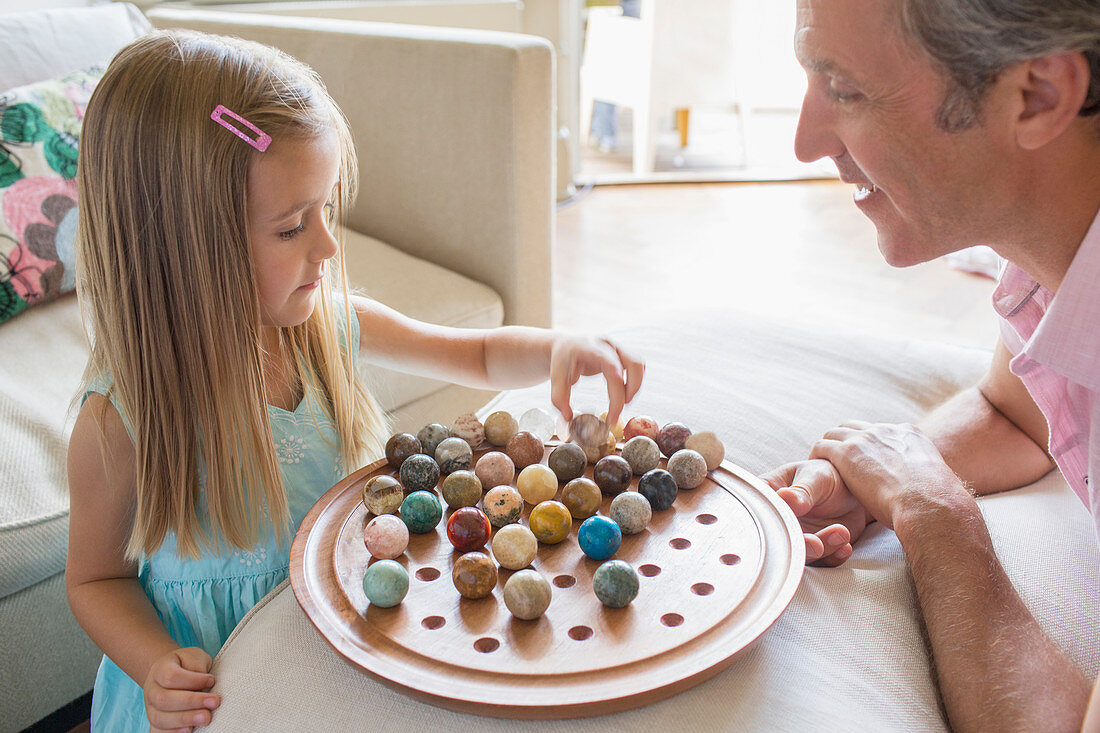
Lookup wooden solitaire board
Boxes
[290,441,804,719]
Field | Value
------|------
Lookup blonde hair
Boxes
[76,30,387,560]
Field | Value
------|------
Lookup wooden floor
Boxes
[553,180,999,352]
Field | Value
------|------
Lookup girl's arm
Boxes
[66,395,220,732]
[351,296,644,422]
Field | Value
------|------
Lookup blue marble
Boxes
[638,468,678,511]
[578,515,622,560]
[400,490,443,534]
[362,559,409,608]
[592,560,639,608]
[399,453,440,493]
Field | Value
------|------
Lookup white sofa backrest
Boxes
[0,2,150,90]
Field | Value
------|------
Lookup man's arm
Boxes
[892,486,1089,732]
[809,421,1089,730]
[921,338,1055,495]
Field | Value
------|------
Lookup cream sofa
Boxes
[0,4,552,729]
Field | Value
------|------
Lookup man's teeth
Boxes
[856,183,877,195]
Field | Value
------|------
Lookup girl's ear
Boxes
[1013,52,1091,151]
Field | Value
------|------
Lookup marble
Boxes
[361,475,404,516]
[600,411,626,442]
[385,432,421,470]
[623,415,659,442]
[451,551,498,600]
[482,485,524,528]
[399,453,440,493]
[621,436,661,476]
[638,468,678,511]
[416,423,452,458]
[578,515,622,561]
[400,490,443,534]
[518,407,556,443]
[503,569,552,620]
[560,477,601,520]
[450,412,486,450]
[474,451,515,489]
[591,560,639,608]
[434,436,473,475]
[446,507,492,553]
[505,430,544,470]
[528,500,572,544]
[363,514,410,560]
[362,559,409,608]
[685,431,725,471]
[569,413,615,463]
[609,491,652,535]
[592,455,632,496]
[440,470,483,509]
[656,422,692,457]
[491,524,538,570]
[667,448,708,489]
[547,442,587,483]
[517,464,558,505]
[483,410,519,447]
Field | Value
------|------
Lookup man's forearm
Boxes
[894,490,1088,732]
[919,386,1054,495]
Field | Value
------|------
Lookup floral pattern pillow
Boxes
[0,66,102,324]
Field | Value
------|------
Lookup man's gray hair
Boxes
[899,0,1100,132]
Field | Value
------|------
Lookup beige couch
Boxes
[0,4,552,729]
[197,310,1100,731]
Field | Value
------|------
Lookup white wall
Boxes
[0,0,91,13]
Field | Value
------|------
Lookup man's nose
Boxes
[793,88,845,163]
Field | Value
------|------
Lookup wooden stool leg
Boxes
[675,108,690,148]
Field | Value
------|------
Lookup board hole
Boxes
[661,613,684,627]
[421,615,446,630]
[553,574,576,588]
[719,553,741,566]
[638,564,662,577]
[695,513,717,525]
[474,637,500,653]
[568,625,593,641]
[669,537,691,550]
[691,582,714,596]
[415,567,441,581]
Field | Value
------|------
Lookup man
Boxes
[764,1,1100,730]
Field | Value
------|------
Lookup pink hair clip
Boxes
[210,104,271,152]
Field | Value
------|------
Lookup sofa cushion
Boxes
[1,65,103,323]
[195,309,1099,731]
[0,3,150,92]
[0,230,503,599]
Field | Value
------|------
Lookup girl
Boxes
[66,30,643,733]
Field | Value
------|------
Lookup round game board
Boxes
[290,442,804,719]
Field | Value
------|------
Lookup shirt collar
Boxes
[1025,206,1100,392]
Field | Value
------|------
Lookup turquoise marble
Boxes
[400,490,443,533]
[578,515,622,560]
[362,559,410,608]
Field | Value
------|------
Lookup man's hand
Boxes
[144,646,220,733]
[808,420,970,529]
[761,458,870,566]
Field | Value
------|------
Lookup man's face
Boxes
[793,0,1016,266]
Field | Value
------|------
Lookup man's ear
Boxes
[1015,52,1091,150]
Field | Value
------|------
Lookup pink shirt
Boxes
[993,208,1100,533]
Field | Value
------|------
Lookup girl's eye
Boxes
[279,223,304,240]
[323,202,335,226]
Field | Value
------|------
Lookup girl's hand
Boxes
[144,646,220,732]
[549,336,644,425]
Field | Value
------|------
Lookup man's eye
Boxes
[828,79,863,103]
[279,223,304,240]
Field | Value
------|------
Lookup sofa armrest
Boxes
[147,8,554,328]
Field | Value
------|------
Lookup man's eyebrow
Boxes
[270,181,339,223]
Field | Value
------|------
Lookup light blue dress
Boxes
[86,316,358,732]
